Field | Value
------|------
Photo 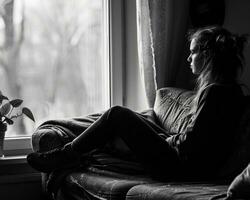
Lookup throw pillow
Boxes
[227,163,250,199]
[153,87,195,134]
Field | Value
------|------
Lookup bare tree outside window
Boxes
[0,0,109,137]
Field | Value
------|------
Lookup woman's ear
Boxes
[200,49,208,60]
[200,50,212,70]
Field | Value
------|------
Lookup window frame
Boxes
[2,0,125,156]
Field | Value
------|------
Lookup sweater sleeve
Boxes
[166,84,242,169]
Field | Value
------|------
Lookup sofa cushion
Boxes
[61,167,154,200]
[126,182,228,200]
[31,125,74,152]
[154,87,195,134]
[32,112,103,152]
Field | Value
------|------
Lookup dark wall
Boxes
[224,0,250,94]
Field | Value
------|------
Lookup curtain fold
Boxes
[136,0,191,107]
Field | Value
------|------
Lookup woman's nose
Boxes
[187,54,191,62]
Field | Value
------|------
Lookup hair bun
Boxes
[234,34,249,53]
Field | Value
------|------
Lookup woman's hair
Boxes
[188,26,248,93]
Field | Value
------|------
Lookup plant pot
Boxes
[0,129,5,157]
[0,123,7,157]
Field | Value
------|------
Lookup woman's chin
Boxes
[191,68,200,75]
[190,66,195,74]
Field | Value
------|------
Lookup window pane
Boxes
[0,0,109,137]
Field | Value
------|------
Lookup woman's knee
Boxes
[107,106,135,121]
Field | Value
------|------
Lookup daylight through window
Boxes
[0,0,110,137]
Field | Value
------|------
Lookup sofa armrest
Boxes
[32,125,75,152]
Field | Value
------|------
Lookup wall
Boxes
[224,0,250,94]
[0,160,43,200]
[0,180,43,200]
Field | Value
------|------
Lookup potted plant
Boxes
[0,91,35,157]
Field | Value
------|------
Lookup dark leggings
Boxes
[71,106,181,179]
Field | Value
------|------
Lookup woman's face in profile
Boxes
[187,39,204,75]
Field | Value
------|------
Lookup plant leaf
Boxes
[0,94,8,104]
[4,117,14,125]
[0,102,11,116]
[22,107,35,122]
[10,99,23,107]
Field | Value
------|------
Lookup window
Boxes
[0,0,124,156]
[0,0,110,139]
[0,0,128,157]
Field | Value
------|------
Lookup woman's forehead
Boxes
[190,39,198,50]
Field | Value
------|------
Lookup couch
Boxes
[31,87,250,200]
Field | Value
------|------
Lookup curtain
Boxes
[136,0,191,107]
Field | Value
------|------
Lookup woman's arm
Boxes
[167,84,243,171]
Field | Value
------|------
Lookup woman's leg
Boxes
[28,106,181,178]
[71,106,181,179]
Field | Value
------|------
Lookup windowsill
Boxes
[0,154,26,160]
[0,155,27,164]
[0,136,40,184]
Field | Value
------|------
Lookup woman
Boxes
[27,26,248,181]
